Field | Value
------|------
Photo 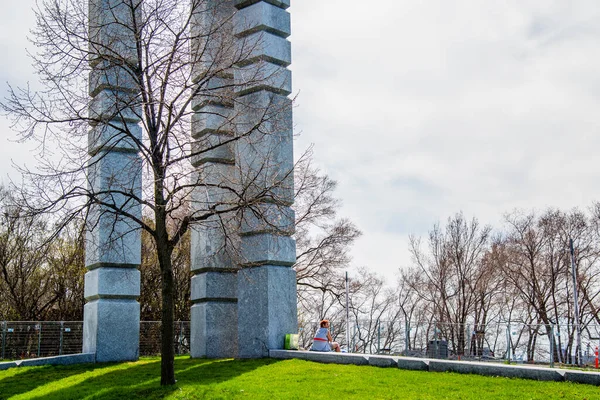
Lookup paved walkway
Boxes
[269,350,600,386]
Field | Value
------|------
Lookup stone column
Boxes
[84,0,142,363]
[189,0,239,358]
[233,0,297,358]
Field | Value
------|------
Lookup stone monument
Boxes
[83,0,296,362]
[189,0,297,358]
[83,0,142,362]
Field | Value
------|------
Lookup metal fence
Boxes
[300,320,600,368]
[0,321,190,361]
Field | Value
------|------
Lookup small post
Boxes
[506,324,511,362]
[37,323,42,357]
[549,324,554,368]
[405,319,410,353]
[377,322,381,354]
[595,346,598,369]
[570,239,583,366]
[59,322,64,356]
[1,321,6,360]
[345,271,350,352]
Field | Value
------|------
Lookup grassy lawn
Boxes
[0,356,599,400]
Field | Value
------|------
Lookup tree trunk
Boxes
[160,254,175,385]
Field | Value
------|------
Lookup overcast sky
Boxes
[2,1,600,282]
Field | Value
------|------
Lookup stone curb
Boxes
[0,361,18,371]
[0,353,95,370]
[269,350,600,385]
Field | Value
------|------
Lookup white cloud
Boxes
[291,0,600,281]
[3,1,600,283]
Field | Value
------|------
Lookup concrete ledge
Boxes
[366,355,398,368]
[0,361,18,371]
[270,350,368,365]
[0,354,95,370]
[563,370,600,385]
[397,356,430,371]
[429,359,564,382]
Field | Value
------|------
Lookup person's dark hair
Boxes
[320,319,329,328]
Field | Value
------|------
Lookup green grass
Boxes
[0,356,599,400]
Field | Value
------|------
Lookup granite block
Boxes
[428,360,564,381]
[235,0,290,11]
[304,352,369,365]
[563,370,600,385]
[83,298,140,362]
[190,218,238,271]
[191,271,238,301]
[240,204,294,235]
[88,0,140,66]
[367,355,398,368]
[0,361,18,371]
[240,233,295,266]
[234,2,290,38]
[190,302,238,358]
[397,357,430,371]
[88,122,141,155]
[84,267,141,300]
[85,151,141,267]
[191,76,235,110]
[234,62,291,96]
[89,89,142,125]
[237,265,297,358]
[237,31,291,67]
[191,134,235,166]
[191,104,234,138]
[89,63,138,97]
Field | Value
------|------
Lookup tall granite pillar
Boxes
[233,0,297,358]
[84,0,142,362]
[189,0,239,358]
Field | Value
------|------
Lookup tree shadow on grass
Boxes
[4,357,278,400]
[0,362,108,400]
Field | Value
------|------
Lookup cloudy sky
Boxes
[2,1,600,281]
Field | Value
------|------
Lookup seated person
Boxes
[310,319,341,352]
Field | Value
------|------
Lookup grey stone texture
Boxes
[85,151,142,268]
[563,370,600,385]
[235,0,290,11]
[0,361,18,371]
[84,0,142,364]
[234,2,291,38]
[240,233,296,266]
[237,266,297,358]
[191,271,237,301]
[88,123,142,155]
[83,299,140,362]
[84,267,141,300]
[234,0,296,359]
[189,0,239,359]
[190,301,238,358]
[240,204,295,235]
[88,0,140,66]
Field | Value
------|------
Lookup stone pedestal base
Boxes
[237,266,297,358]
[83,299,140,362]
[190,302,238,358]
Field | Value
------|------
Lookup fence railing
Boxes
[4,319,599,368]
[299,320,600,367]
[0,321,190,361]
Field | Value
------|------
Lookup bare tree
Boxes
[408,213,492,356]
